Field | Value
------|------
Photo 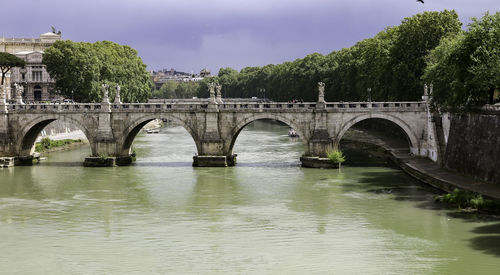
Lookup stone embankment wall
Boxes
[444,112,500,185]
[37,121,88,142]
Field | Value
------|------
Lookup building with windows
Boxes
[151,68,210,90]
[0,32,61,101]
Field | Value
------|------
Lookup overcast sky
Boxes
[2,0,498,74]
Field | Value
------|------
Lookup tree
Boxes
[423,12,500,109]
[175,82,199,98]
[159,81,179,98]
[0,52,25,85]
[217,67,238,97]
[388,10,462,100]
[43,40,153,103]
[466,12,500,104]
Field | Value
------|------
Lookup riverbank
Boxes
[35,138,87,154]
[343,129,500,203]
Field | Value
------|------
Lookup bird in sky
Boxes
[417,0,424,3]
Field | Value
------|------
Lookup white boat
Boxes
[288,128,298,137]
[146,128,160,134]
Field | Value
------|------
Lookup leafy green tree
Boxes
[43,40,153,103]
[388,10,462,100]
[179,10,465,104]
[218,67,239,97]
[0,52,25,85]
[159,81,179,98]
[466,12,500,104]
[423,12,500,109]
[175,82,199,98]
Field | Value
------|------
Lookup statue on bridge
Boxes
[317,82,325,104]
[0,85,5,100]
[216,84,222,104]
[208,82,216,104]
[102,84,110,103]
[422,83,433,102]
[0,85,6,107]
[114,85,122,104]
[13,83,24,104]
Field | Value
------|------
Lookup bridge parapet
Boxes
[4,101,426,114]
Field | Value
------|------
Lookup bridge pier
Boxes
[301,129,336,168]
[193,154,237,167]
[193,137,237,167]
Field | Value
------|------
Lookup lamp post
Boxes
[259,88,266,101]
[367,88,372,102]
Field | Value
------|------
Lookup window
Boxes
[32,71,42,82]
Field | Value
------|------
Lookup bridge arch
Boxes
[16,115,95,156]
[120,114,200,156]
[335,113,419,150]
[229,113,309,156]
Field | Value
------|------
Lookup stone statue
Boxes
[216,84,222,103]
[114,85,122,104]
[0,85,6,112]
[429,83,433,96]
[17,84,24,97]
[424,84,428,96]
[0,85,5,100]
[13,83,24,104]
[102,84,109,97]
[102,84,110,103]
[216,84,221,95]
[317,82,325,103]
[208,82,216,103]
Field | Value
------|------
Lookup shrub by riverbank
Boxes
[435,189,500,212]
[35,137,84,153]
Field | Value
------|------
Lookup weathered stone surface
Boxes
[193,155,236,167]
[0,101,433,167]
[444,112,500,185]
[83,157,116,167]
[300,156,339,169]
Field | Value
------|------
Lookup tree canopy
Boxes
[0,52,25,86]
[191,10,463,104]
[423,12,500,109]
[43,40,152,103]
[152,81,200,99]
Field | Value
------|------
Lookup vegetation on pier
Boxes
[327,150,346,164]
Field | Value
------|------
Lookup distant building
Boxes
[151,67,209,90]
[0,31,61,101]
[10,51,55,101]
[200,68,211,77]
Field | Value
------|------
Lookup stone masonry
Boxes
[0,84,434,167]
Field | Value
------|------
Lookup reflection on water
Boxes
[0,120,499,274]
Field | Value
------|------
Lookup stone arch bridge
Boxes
[0,90,438,167]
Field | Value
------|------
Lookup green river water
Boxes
[1,121,499,274]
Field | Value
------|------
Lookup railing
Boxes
[112,102,208,111]
[3,101,426,113]
[7,103,102,112]
[482,104,500,113]
[219,101,425,111]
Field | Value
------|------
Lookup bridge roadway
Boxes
[0,96,436,167]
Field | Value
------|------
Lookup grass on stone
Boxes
[35,137,82,152]
[435,188,500,211]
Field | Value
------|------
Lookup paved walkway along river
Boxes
[345,128,500,201]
